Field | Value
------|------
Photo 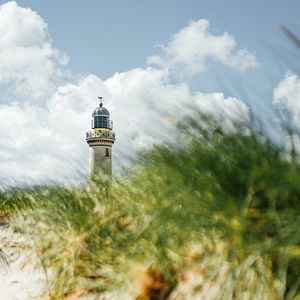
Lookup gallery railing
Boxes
[86,131,115,140]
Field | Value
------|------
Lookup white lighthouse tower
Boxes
[86,97,115,176]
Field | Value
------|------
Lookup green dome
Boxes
[92,105,110,117]
[91,99,112,129]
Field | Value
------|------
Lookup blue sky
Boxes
[0,0,300,185]
[7,0,300,111]
[5,0,299,76]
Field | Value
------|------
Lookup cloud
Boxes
[0,3,251,187]
[105,68,249,166]
[148,19,259,75]
[0,75,106,186]
[272,71,300,154]
[0,1,69,100]
[273,71,300,131]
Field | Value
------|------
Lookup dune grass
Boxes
[1,115,300,299]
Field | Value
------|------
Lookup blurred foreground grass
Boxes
[1,117,300,300]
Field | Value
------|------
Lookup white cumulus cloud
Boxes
[105,67,249,166]
[273,71,300,130]
[148,19,259,75]
[272,71,300,154]
[0,1,69,101]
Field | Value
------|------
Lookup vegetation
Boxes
[1,115,300,300]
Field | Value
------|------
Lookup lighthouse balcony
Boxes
[86,131,115,140]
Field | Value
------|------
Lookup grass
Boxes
[1,114,300,299]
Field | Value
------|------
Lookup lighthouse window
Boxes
[106,148,110,157]
[93,116,110,129]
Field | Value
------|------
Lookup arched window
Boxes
[106,148,110,157]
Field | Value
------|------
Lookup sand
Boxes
[0,218,46,300]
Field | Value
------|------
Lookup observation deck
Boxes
[86,131,115,140]
[86,130,115,147]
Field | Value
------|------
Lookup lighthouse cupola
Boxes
[92,101,112,129]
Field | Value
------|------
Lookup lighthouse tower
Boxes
[86,98,115,177]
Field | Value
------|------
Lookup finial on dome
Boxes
[97,96,103,107]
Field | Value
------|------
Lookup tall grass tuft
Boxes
[1,114,300,299]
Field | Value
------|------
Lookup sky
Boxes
[0,0,300,187]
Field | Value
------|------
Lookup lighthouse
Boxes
[86,97,115,177]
